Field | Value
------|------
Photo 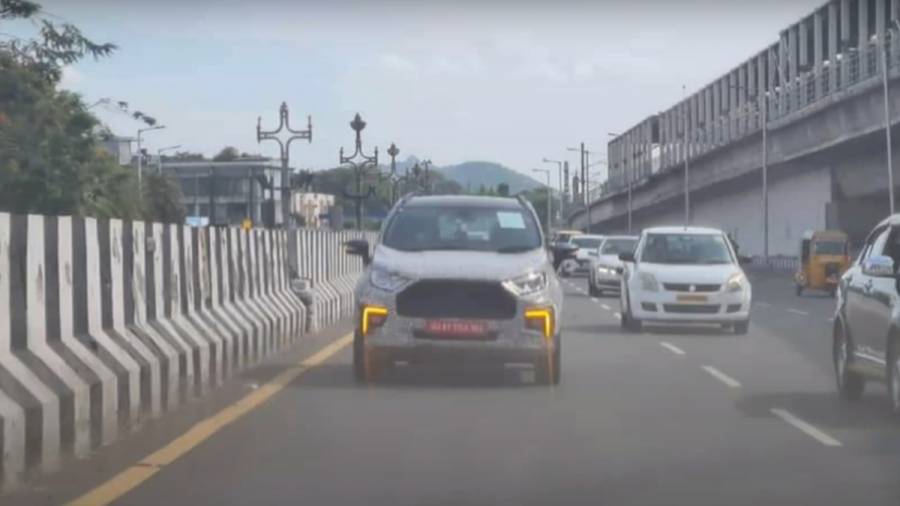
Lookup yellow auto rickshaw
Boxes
[794,230,851,297]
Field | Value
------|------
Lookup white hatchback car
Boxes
[588,235,638,297]
[619,227,752,334]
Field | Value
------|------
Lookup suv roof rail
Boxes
[396,190,422,208]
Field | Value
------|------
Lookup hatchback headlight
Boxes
[503,271,548,297]
[596,265,614,275]
[370,268,413,292]
[726,272,746,293]
[638,271,659,292]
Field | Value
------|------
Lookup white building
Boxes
[292,193,335,229]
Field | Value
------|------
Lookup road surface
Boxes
[8,272,900,505]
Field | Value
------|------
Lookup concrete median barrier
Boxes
[0,213,368,489]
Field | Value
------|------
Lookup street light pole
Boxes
[156,144,181,174]
[533,168,552,233]
[542,158,564,221]
[387,143,400,205]
[257,102,313,230]
[339,113,379,230]
[136,125,165,190]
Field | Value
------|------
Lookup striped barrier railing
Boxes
[0,214,313,489]
[290,229,376,332]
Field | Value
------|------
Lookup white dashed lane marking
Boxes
[613,312,621,319]
[590,297,600,303]
[600,304,612,310]
[770,408,842,447]
[660,342,686,356]
[701,366,741,388]
[786,308,809,316]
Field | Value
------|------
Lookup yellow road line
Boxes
[67,332,353,506]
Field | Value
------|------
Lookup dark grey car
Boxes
[346,194,564,385]
[833,214,900,415]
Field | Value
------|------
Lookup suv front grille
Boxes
[663,283,720,292]
[396,280,517,319]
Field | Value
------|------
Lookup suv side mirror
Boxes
[862,255,894,277]
[619,252,635,262]
[345,239,371,266]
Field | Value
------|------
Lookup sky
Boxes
[29,0,824,188]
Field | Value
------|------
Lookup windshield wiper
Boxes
[495,246,537,253]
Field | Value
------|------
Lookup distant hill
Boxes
[435,161,542,194]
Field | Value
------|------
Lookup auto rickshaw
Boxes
[794,230,851,296]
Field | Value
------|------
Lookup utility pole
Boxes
[883,31,896,215]
[339,113,379,230]
[257,102,312,230]
[683,85,690,224]
[533,168,553,233]
[762,91,770,261]
[585,150,592,232]
[421,159,433,193]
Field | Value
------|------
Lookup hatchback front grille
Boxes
[396,280,517,319]
[663,283,720,292]
[662,304,720,314]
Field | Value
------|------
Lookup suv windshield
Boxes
[601,238,637,255]
[640,233,734,265]
[572,237,604,249]
[382,205,542,252]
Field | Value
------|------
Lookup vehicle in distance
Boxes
[561,234,605,277]
[833,215,900,415]
[346,195,564,385]
[588,235,638,297]
[548,229,583,271]
[795,229,850,297]
[619,226,752,334]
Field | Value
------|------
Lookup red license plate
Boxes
[423,320,489,339]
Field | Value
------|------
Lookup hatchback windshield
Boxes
[382,206,542,252]
[600,238,638,255]
[572,237,604,249]
[640,233,734,265]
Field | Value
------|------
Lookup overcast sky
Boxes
[35,0,823,187]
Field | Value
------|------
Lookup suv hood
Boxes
[373,245,550,281]
[636,262,742,283]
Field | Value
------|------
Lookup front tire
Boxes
[887,336,900,416]
[833,324,865,401]
[353,330,382,383]
[588,284,599,297]
[535,336,561,385]
[795,284,803,296]
[733,320,750,335]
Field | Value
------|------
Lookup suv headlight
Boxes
[726,272,746,292]
[370,268,413,292]
[638,271,659,292]
[503,271,548,297]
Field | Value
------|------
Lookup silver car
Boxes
[345,194,564,384]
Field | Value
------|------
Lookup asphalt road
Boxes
[9,272,900,505]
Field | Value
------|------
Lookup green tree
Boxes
[1,0,116,82]
[497,182,510,197]
[0,0,183,221]
[142,172,187,223]
[213,146,240,162]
